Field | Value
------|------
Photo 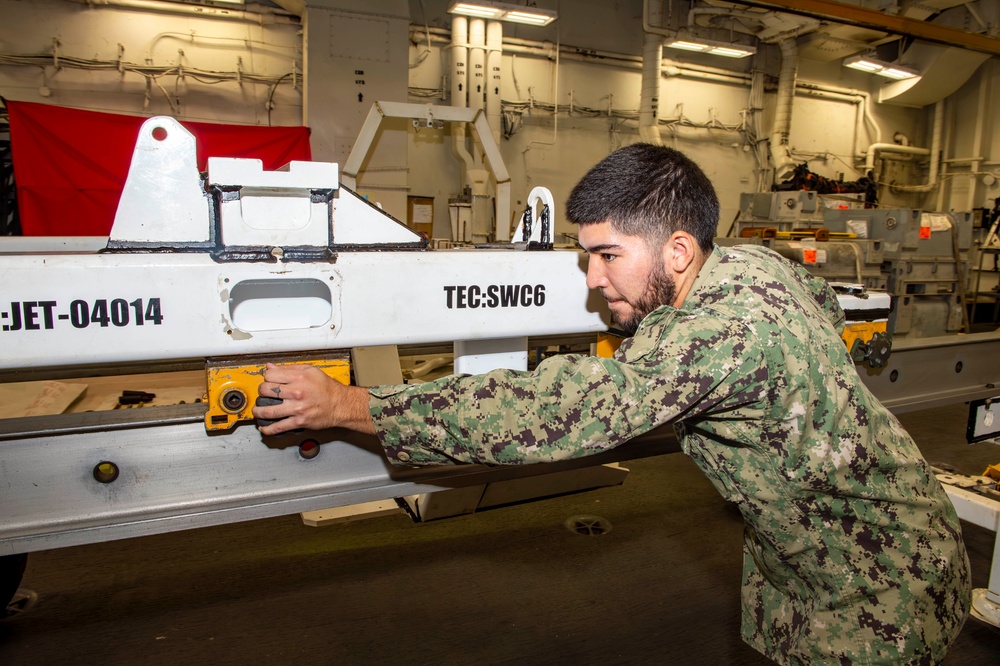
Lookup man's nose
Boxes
[586,260,606,290]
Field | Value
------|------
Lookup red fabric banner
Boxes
[8,101,312,236]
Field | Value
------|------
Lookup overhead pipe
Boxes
[466,19,494,242]
[748,50,770,190]
[661,66,746,85]
[416,24,881,174]
[642,0,672,38]
[769,38,798,182]
[886,101,944,193]
[426,23,879,162]
[468,19,486,113]
[859,85,882,145]
[486,21,503,146]
[414,26,750,80]
[640,0,665,144]
[503,41,751,85]
[449,16,475,184]
[864,144,931,174]
[418,25,885,113]
[449,16,469,109]
[500,34,639,67]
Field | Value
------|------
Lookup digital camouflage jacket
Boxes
[369,244,970,665]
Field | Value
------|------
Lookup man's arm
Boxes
[253,363,375,436]
[370,316,768,467]
[253,314,766,467]
[251,354,633,463]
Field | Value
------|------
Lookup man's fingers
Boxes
[262,362,319,383]
[252,401,288,422]
[261,363,296,384]
[257,381,287,399]
[259,418,297,436]
[253,363,343,434]
[253,401,300,436]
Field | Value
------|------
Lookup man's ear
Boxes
[661,231,698,275]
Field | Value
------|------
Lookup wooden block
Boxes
[0,370,204,417]
[62,370,205,413]
[300,500,404,527]
[351,345,404,386]
[0,380,87,418]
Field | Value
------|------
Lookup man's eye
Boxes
[602,254,616,263]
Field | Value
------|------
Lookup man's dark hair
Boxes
[565,143,719,252]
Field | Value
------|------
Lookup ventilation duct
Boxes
[769,38,798,182]
[640,0,665,145]
[878,43,989,107]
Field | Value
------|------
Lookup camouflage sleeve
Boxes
[740,245,844,333]
[801,266,845,333]
[368,313,768,467]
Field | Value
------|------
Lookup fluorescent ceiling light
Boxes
[669,40,712,52]
[506,10,552,26]
[450,3,503,19]
[664,37,755,58]
[448,2,557,26]
[844,54,919,80]
[709,46,754,58]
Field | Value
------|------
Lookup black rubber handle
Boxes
[254,396,284,428]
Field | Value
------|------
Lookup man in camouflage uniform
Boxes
[256,144,970,664]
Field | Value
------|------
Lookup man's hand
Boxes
[253,363,376,436]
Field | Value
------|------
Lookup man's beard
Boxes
[612,263,677,336]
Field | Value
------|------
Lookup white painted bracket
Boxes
[344,101,512,241]
[511,186,556,245]
[111,117,211,244]
[333,188,426,246]
[208,157,338,248]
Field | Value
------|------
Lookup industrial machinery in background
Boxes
[734,190,973,339]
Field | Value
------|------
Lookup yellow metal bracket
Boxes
[596,320,888,366]
[204,353,351,431]
[842,320,887,351]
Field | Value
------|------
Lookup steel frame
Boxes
[2,333,998,556]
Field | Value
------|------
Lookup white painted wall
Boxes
[301,0,410,220]
[0,0,303,125]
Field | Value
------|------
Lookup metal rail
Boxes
[0,334,598,384]
[1,332,998,555]
[859,332,1000,413]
